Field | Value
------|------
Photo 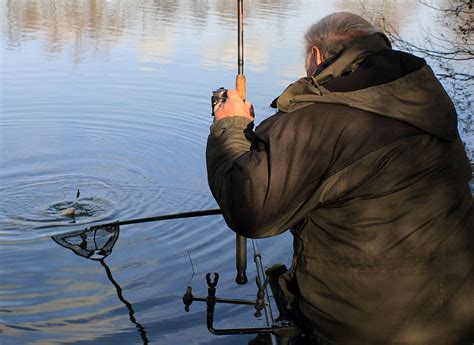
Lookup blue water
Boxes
[1,1,472,344]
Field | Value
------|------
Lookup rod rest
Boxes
[182,272,301,342]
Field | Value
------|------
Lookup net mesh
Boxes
[52,224,120,260]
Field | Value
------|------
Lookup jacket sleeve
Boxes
[206,112,331,238]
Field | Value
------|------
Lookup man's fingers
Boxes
[214,88,254,121]
[226,89,241,100]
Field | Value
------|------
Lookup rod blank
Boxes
[237,0,244,76]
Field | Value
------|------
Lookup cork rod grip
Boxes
[235,74,246,101]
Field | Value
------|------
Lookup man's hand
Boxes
[214,90,254,121]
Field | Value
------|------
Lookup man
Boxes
[206,12,473,345]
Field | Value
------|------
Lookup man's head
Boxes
[304,12,382,76]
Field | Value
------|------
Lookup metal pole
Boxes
[78,208,222,231]
[252,239,278,345]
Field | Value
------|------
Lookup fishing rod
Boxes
[235,0,249,286]
[236,0,246,100]
[211,0,248,286]
[184,2,301,344]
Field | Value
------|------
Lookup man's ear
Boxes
[312,46,322,65]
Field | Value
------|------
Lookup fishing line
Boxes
[186,249,196,287]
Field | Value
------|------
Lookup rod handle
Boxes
[235,235,248,284]
[235,74,246,101]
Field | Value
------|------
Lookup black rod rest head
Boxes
[182,286,193,312]
[206,272,219,288]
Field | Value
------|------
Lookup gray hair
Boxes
[305,12,382,61]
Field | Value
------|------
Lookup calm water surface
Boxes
[1,1,473,344]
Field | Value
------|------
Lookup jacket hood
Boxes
[274,33,458,142]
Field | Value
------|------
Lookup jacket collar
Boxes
[272,33,391,111]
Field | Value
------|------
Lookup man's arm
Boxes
[206,91,333,238]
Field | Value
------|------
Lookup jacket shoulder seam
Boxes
[323,133,427,181]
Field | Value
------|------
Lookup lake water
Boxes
[1,1,473,344]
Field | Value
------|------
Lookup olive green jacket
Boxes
[206,33,474,344]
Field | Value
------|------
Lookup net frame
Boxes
[52,223,120,260]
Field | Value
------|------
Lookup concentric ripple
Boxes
[45,197,110,219]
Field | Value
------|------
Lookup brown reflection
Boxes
[187,0,210,29]
[214,0,301,20]
[333,0,421,34]
[4,0,178,62]
[4,0,301,63]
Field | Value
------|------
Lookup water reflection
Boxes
[4,0,179,63]
[334,0,422,35]
[52,224,149,344]
[2,0,469,75]
[100,260,149,345]
[3,0,301,67]
[6,0,470,95]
